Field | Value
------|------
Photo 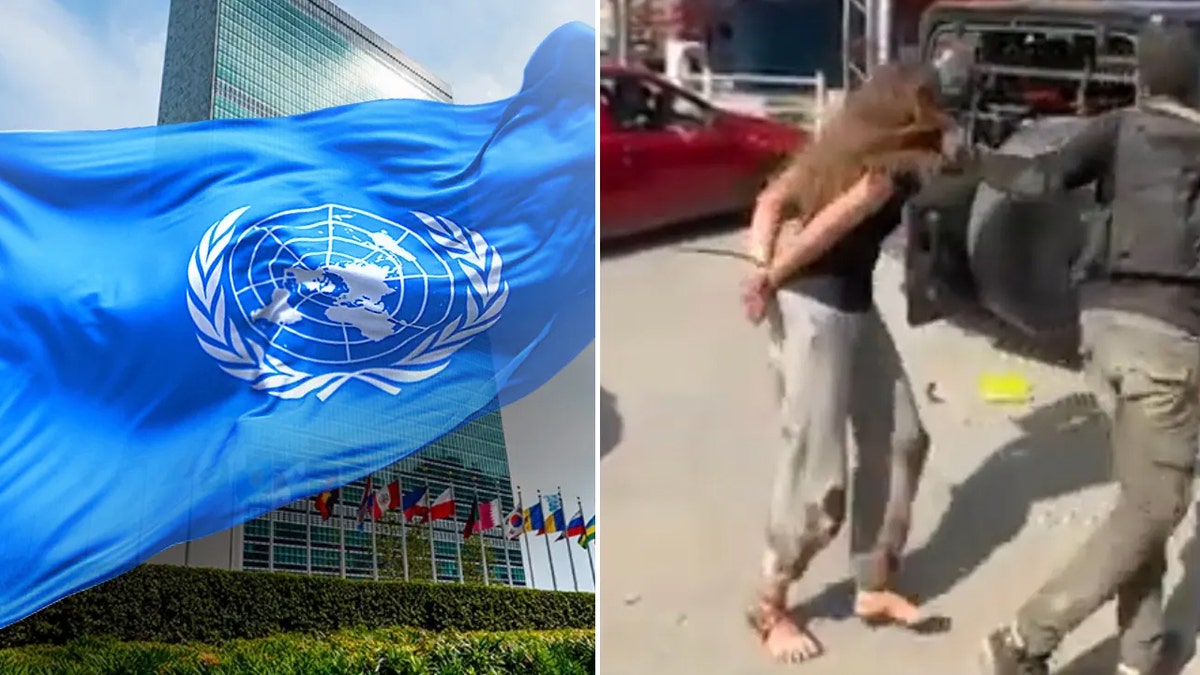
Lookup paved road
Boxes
[599,228,1200,674]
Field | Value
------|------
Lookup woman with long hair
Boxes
[741,64,954,663]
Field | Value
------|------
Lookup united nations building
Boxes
[150,0,527,587]
[157,0,451,123]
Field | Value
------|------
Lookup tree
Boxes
[459,533,488,585]
[376,512,435,582]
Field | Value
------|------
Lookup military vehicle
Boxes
[904,1,1200,353]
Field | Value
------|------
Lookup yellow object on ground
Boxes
[979,372,1032,403]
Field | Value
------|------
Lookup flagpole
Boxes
[452,487,464,583]
[558,487,579,592]
[477,494,487,583]
[577,496,595,585]
[425,479,437,581]
[473,485,489,586]
[267,507,275,572]
[496,492,511,587]
[339,497,347,579]
[398,478,409,581]
[371,489,379,582]
[516,487,536,589]
[522,533,536,588]
[305,497,313,575]
[184,483,194,567]
[583,540,595,583]
[505,535,515,588]
[481,528,491,586]
[536,489,558,591]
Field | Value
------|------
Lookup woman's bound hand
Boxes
[741,267,773,325]
[743,226,771,268]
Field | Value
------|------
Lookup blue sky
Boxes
[0,0,595,130]
[0,0,597,592]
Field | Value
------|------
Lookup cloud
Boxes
[336,0,595,104]
[0,0,595,131]
[0,0,167,131]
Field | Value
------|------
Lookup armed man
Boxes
[971,20,1200,675]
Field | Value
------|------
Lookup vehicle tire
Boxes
[966,117,1091,338]
[966,116,1088,261]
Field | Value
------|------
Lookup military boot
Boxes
[980,626,1049,675]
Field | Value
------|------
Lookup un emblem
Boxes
[186,204,509,400]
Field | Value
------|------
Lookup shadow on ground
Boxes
[600,387,623,460]
[1056,512,1200,675]
[944,309,1082,371]
[882,234,1082,371]
[794,393,1111,628]
[1057,636,1191,675]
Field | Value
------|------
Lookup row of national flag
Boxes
[313,477,454,528]
[311,479,595,548]
[504,493,597,549]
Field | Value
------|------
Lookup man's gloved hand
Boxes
[940,138,980,171]
[974,149,1046,194]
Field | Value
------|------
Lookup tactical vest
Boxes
[1084,99,1200,284]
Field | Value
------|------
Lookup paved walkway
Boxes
[599,229,1200,674]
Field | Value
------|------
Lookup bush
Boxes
[0,565,594,648]
[0,627,595,675]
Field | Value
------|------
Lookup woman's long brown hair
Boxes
[777,63,954,223]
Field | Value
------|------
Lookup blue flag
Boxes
[0,23,594,627]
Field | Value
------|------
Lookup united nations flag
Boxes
[0,23,595,628]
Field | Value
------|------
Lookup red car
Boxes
[600,65,806,241]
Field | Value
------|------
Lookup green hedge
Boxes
[0,627,594,675]
[0,565,594,648]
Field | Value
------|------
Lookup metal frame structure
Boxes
[843,0,894,89]
[610,0,893,90]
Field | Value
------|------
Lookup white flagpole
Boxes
[267,508,275,572]
[472,485,488,585]
[558,487,579,592]
[305,497,313,575]
[516,487,536,589]
[451,487,464,583]
[505,534,515,587]
[370,485,379,581]
[584,540,595,584]
[577,496,595,585]
[338,494,347,579]
[398,478,409,581]
[425,479,437,581]
[536,489,558,591]
[481,530,490,586]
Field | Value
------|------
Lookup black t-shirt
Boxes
[786,173,918,312]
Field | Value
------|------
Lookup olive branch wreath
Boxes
[186,206,509,401]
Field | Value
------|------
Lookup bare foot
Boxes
[854,589,922,627]
[764,614,824,663]
[746,604,824,663]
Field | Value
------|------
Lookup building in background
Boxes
[600,0,616,57]
[157,0,450,124]
[623,0,939,88]
[151,0,526,586]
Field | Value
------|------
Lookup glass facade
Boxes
[157,0,524,586]
[158,0,451,126]
[244,407,525,586]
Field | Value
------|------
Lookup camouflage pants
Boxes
[1017,309,1200,672]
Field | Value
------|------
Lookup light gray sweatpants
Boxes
[762,289,930,591]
